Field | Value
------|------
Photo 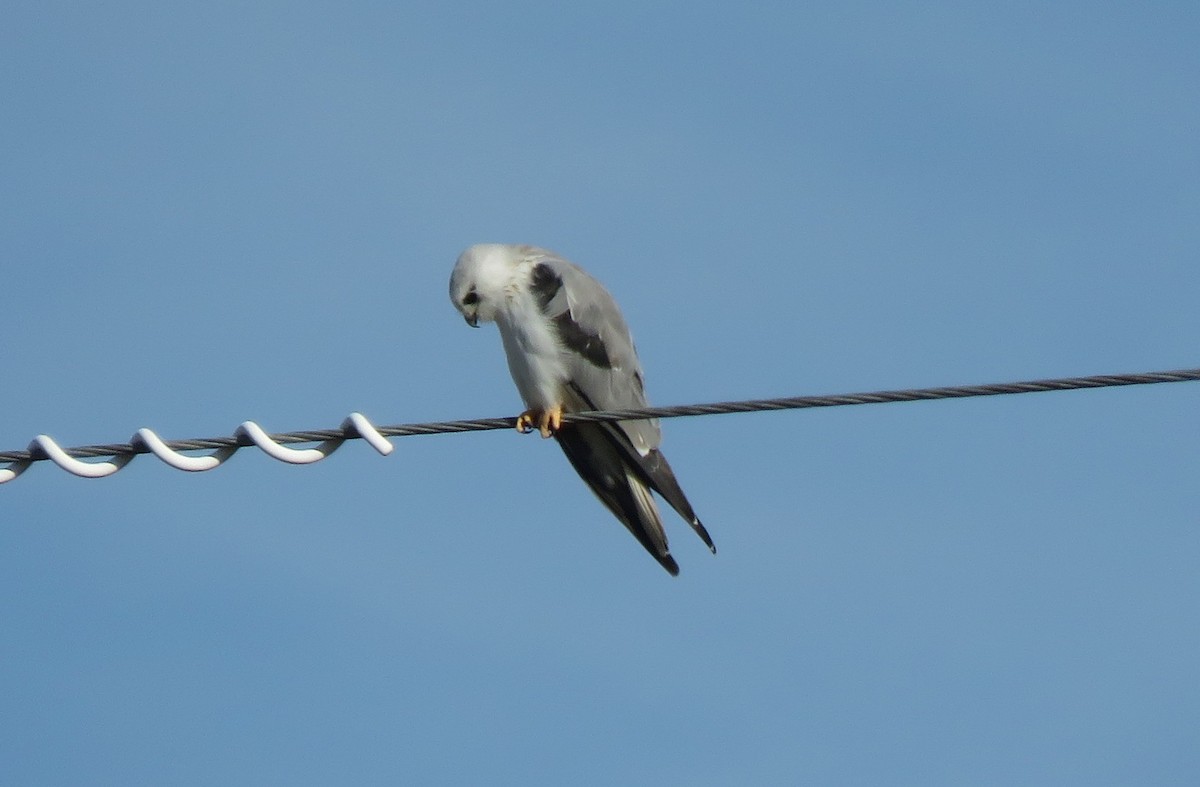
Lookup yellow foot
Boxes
[516,405,563,438]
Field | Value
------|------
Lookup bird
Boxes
[449,243,715,575]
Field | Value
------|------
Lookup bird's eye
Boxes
[462,291,479,306]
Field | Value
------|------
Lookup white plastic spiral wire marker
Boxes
[28,434,136,478]
[235,421,339,464]
[0,412,392,483]
[132,428,238,472]
[344,412,395,456]
[0,458,32,484]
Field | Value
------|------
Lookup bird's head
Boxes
[449,243,525,327]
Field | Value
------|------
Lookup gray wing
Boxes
[526,250,716,560]
[525,249,657,450]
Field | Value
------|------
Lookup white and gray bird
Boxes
[449,243,715,575]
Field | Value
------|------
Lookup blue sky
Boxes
[2,2,1198,784]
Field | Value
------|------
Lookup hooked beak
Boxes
[463,313,479,328]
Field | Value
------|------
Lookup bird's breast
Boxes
[496,305,569,410]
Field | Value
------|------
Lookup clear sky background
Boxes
[2,2,1198,784]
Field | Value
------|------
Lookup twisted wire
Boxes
[1,367,1196,466]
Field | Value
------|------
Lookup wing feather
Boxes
[529,255,659,453]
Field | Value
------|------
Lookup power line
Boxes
[2,367,1197,483]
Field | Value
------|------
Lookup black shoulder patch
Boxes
[553,312,612,369]
[530,263,563,310]
[532,262,611,369]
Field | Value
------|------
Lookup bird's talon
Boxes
[539,405,563,438]
[516,411,536,434]
[518,406,564,438]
